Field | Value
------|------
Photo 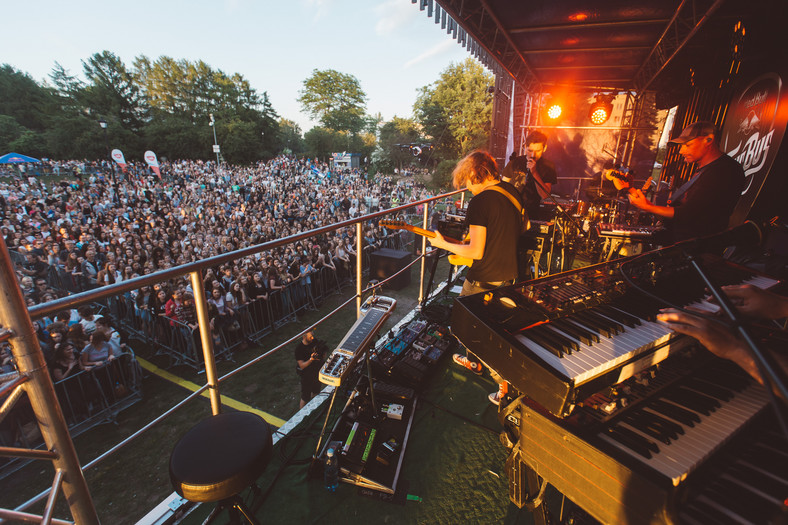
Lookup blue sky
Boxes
[2,0,472,132]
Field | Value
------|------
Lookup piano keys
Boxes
[451,250,781,417]
[503,352,786,524]
[597,222,666,241]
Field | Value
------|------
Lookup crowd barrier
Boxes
[11,224,417,375]
[0,352,142,479]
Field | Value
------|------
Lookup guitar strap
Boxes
[668,166,705,205]
[483,184,528,231]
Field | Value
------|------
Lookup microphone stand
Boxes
[684,250,788,433]
[528,168,589,273]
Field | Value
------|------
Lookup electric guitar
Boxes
[604,168,642,198]
[380,220,474,267]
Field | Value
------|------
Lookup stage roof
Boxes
[415,0,781,96]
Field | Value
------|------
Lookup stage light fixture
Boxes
[546,103,562,120]
[589,94,614,125]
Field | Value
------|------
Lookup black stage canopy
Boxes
[414,0,785,99]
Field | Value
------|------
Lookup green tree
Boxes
[304,126,343,161]
[83,51,145,130]
[0,65,54,154]
[376,117,423,172]
[278,119,305,155]
[298,69,367,134]
[414,58,493,159]
[0,65,51,132]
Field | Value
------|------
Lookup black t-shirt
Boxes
[246,281,267,300]
[670,154,744,242]
[465,181,523,283]
[294,339,318,364]
[502,156,558,217]
[294,339,321,383]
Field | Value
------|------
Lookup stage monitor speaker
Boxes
[370,248,412,290]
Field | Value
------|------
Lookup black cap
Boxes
[669,121,716,144]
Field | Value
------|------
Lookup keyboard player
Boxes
[658,284,788,399]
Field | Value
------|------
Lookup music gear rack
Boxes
[451,248,786,524]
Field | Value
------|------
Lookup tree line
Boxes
[1,53,494,183]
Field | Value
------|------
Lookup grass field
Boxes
[2,257,447,524]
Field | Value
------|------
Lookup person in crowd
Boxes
[50,341,81,382]
[77,305,103,336]
[95,262,119,286]
[80,330,115,370]
[95,316,128,357]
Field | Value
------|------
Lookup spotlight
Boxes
[546,104,562,120]
[589,94,614,125]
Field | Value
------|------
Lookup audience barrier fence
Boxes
[9,226,417,374]
[1,194,459,522]
[0,352,143,478]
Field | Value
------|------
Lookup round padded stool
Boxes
[169,411,273,525]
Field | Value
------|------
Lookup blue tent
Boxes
[0,152,41,164]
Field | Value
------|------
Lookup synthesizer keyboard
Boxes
[451,249,780,417]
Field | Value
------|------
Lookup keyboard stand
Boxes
[312,295,396,465]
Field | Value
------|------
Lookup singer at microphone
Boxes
[501,130,557,220]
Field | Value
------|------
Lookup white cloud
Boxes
[375,0,419,35]
[403,39,455,68]
[304,0,336,23]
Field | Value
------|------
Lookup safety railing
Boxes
[0,189,463,524]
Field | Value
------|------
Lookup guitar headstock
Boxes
[604,168,633,184]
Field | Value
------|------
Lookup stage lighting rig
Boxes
[546,103,562,120]
[589,94,615,125]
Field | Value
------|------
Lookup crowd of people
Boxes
[2,154,435,378]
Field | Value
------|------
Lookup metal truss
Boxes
[632,0,725,92]
[0,246,98,525]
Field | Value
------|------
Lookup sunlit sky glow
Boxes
[2,0,472,133]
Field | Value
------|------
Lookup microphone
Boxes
[674,220,764,254]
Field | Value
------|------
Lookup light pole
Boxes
[98,118,116,201]
[209,113,220,166]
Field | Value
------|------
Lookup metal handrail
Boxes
[6,187,464,522]
[28,191,463,321]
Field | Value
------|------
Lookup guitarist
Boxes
[428,150,525,296]
[428,150,525,406]
[613,121,744,243]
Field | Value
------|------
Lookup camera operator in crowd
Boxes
[294,329,327,408]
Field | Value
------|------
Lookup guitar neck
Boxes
[381,222,463,244]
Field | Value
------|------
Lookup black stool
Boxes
[169,411,273,525]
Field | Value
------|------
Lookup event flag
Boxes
[144,150,161,178]
[311,166,325,178]
[111,149,127,172]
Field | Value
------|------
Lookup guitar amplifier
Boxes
[369,249,411,290]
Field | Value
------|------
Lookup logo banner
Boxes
[111,149,127,171]
[144,150,161,178]
[722,72,787,225]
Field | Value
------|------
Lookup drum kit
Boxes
[524,190,661,277]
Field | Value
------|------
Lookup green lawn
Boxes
[2,257,447,524]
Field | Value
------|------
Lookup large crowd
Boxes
[2,155,435,378]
